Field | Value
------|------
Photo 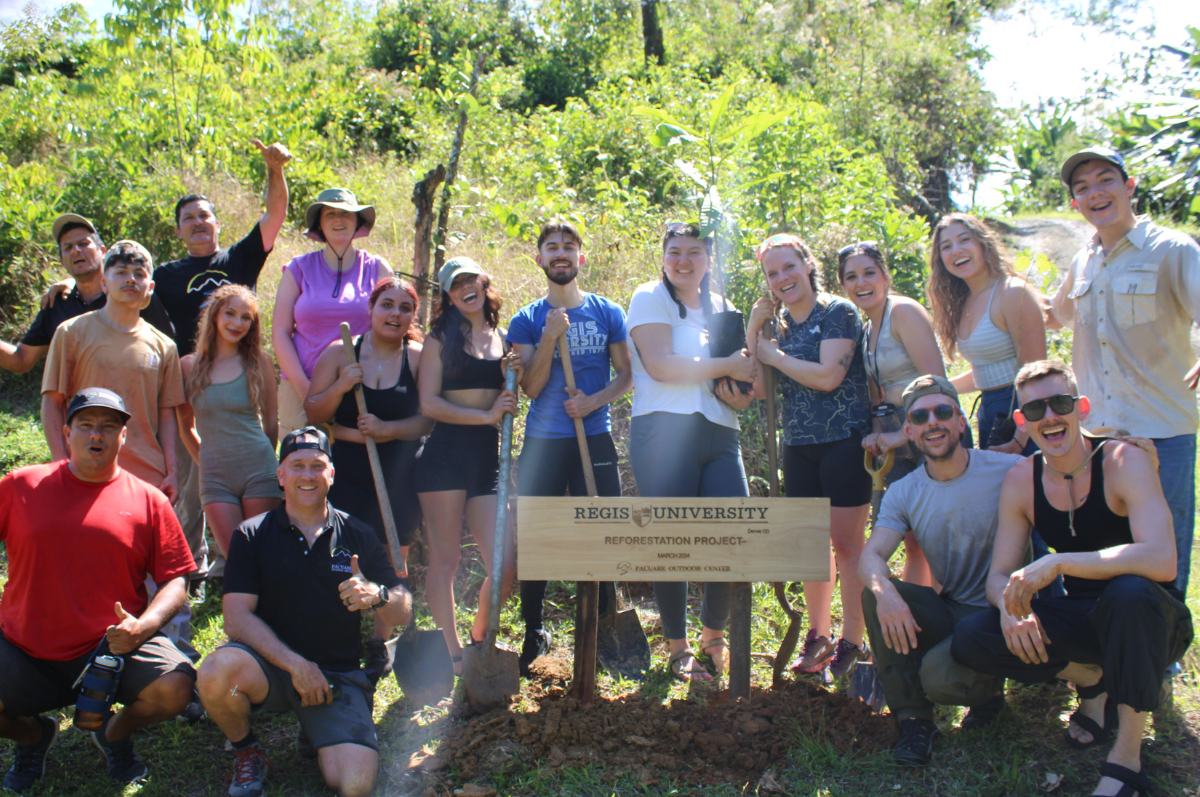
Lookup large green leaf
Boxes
[708,85,735,139]
[649,123,701,148]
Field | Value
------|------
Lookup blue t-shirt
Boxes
[778,295,871,446]
[507,293,627,439]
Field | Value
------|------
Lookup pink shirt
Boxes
[283,249,384,378]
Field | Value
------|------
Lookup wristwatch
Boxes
[375,584,390,607]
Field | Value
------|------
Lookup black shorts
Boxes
[0,629,195,719]
[517,433,622,498]
[782,431,872,508]
[414,422,499,499]
[221,643,379,751]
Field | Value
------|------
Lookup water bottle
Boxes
[74,653,125,731]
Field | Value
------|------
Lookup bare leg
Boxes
[464,494,516,645]
[204,502,247,559]
[803,549,837,638]
[831,504,870,647]
[417,490,467,663]
[1058,662,1106,744]
[105,671,193,741]
[1091,705,1148,796]
[317,743,378,797]
[901,532,932,587]
[196,647,270,742]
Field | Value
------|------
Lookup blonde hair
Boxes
[186,285,268,417]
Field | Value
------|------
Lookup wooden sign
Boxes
[517,497,831,582]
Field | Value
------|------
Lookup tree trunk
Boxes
[642,0,665,66]
[410,164,446,331]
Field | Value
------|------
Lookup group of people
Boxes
[0,143,1194,797]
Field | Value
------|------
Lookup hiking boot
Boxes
[893,718,939,766]
[790,629,836,675]
[363,638,392,687]
[228,743,271,797]
[90,716,147,784]
[960,693,1007,730]
[519,628,551,678]
[3,716,59,793]
[828,638,870,682]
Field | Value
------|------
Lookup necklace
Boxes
[1041,439,1107,536]
[363,333,385,374]
[963,278,998,318]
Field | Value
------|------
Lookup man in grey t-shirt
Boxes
[859,375,1023,766]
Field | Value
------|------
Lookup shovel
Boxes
[461,363,521,712]
[339,323,455,703]
[846,448,894,713]
[557,335,651,695]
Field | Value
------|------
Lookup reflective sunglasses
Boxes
[907,404,957,425]
[1019,394,1079,422]
[838,240,880,258]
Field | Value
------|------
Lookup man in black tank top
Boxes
[953,361,1192,797]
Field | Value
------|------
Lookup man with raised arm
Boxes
[953,360,1192,797]
[859,374,1020,766]
[41,242,186,503]
[0,389,196,792]
[0,214,172,374]
[506,220,633,675]
[1048,147,1200,602]
[197,427,412,797]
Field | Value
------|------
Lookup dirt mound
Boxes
[433,658,895,789]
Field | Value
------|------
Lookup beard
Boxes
[544,261,578,285]
[918,425,963,462]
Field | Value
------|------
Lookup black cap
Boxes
[66,388,131,424]
[279,426,333,462]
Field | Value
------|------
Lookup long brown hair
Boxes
[926,213,1014,360]
[186,284,268,416]
[429,273,503,373]
[369,277,423,344]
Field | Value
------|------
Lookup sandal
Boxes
[1089,762,1150,797]
[668,648,712,683]
[698,636,728,675]
[1067,680,1116,750]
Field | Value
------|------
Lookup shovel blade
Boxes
[460,644,520,713]
[596,608,651,681]
[388,627,455,707]
[847,659,888,714]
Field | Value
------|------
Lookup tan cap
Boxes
[902,374,960,415]
[52,213,97,243]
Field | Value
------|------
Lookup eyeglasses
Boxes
[907,404,957,425]
[838,240,880,258]
[1019,394,1079,422]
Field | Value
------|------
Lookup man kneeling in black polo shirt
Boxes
[196,427,411,797]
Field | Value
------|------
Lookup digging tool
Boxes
[846,447,894,713]
[557,335,651,687]
[339,323,454,704]
[461,363,521,712]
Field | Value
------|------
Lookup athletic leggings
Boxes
[629,411,748,641]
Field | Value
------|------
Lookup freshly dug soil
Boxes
[427,654,895,789]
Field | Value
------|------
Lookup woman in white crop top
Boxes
[927,214,1046,455]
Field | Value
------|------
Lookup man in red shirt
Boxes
[0,388,197,793]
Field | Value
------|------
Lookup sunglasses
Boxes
[665,221,703,235]
[1019,394,1079,422]
[907,404,957,425]
[838,240,880,257]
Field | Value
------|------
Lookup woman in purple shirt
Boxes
[273,188,394,434]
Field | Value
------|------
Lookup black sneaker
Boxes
[960,693,1007,730]
[3,716,59,793]
[893,718,939,766]
[363,638,392,687]
[90,716,148,784]
[519,628,551,678]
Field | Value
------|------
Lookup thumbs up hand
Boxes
[338,555,380,613]
[106,602,146,655]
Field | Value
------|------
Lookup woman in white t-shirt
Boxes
[626,222,757,682]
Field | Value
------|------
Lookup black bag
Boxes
[707,310,753,396]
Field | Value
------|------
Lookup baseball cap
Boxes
[52,213,97,243]
[66,388,131,424]
[279,426,333,462]
[902,374,960,415]
[1060,147,1127,188]
[438,256,484,294]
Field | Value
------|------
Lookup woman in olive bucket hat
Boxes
[272,188,395,434]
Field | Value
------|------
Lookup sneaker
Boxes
[228,743,271,797]
[790,629,837,675]
[893,718,940,766]
[960,693,1007,730]
[363,638,392,687]
[295,727,317,761]
[828,638,869,682]
[90,716,148,784]
[519,628,551,678]
[3,716,59,793]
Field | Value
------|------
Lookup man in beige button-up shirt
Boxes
[1047,146,1200,599]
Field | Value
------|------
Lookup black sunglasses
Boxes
[907,404,956,425]
[1020,394,1079,422]
[838,240,880,258]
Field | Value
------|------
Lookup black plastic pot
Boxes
[707,310,752,395]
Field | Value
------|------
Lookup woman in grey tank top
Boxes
[839,242,945,586]
[927,214,1046,455]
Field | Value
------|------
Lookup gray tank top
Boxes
[864,299,922,407]
[191,370,269,455]
[957,278,1019,390]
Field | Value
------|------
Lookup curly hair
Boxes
[369,276,423,343]
[429,272,502,374]
[926,213,1014,361]
[186,284,267,416]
